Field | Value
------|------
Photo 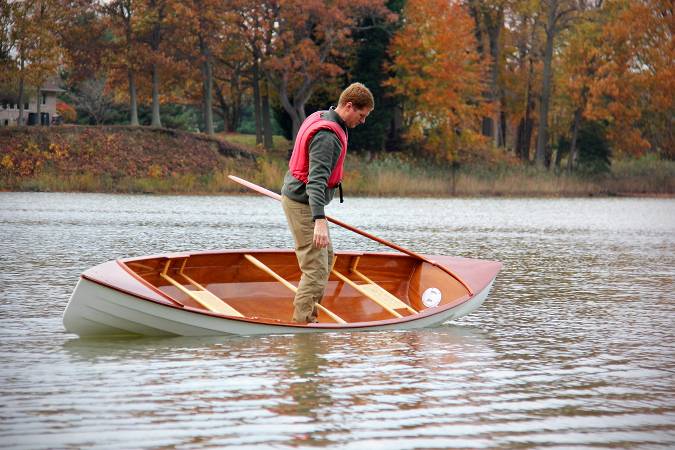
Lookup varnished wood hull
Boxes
[63,249,501,337]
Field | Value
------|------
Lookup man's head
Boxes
[336,82,374,128]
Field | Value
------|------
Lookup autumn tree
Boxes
[586,0,674,158]
[59,1,107,83]
[3,1,62,125]
[0,1,17,104]
[467,0,507,147]
[100,0,142,126]
[29,0,63,125]
[534,0,584,167]
[136,0,172,128]
[175,0,225,136]
[4,1,30,124]
[0,1,14,75]
[229,0,277,147]
[348,0,404,153]
[387,0,491,161]
[263,0,393,139]
[70,76,115,124]
[557,8,603,171]
[213,38,247,133]
[500,0,542,162]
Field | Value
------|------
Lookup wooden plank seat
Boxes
[160,258,244,317]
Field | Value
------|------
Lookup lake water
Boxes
[1,192,674,449]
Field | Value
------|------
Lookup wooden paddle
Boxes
[228,175,473,295]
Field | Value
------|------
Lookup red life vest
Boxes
[288,110,348,188]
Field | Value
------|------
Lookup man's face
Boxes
[343,103,373,128]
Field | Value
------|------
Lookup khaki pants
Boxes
[282,195,334,323]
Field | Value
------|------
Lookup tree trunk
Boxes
[499,108,507,148]
[519,57,535,161]
[197,12,214,136]
[547,115,556,168]
[148,0,163,128]
[486,8,503,146]
[468,1,503,143]
[554,129,564,169]
[467,1,484,56]
[523,114,533,161]
[229,74,243,132]
[18,62,25,126]
[567,106,583,172]
[128,70,139,126]
[291,106,307,140]
[35,86,41,126]
[516,118,526,159]
[261,79,273,149]
[280,93,302,141]
[554,146,563,168]
[515,18,537,161]
[535,2,558,167]
[252,66,262,145]
[202,57,214,136]
[122,3,138,126]
[481,117,494,138]
[214,81,230,133]
[151,63,161,128]
[270,74,312,140]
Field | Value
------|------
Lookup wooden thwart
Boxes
[328,255,418,318]
[243,254,347,324]
[160,259,244,317]
[333,269,405,317]
[351,268,418,315]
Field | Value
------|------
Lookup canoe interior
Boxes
[121,251,471,324]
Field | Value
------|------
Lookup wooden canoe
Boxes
[63,249,502,336]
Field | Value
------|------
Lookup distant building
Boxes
[0,77,64,127]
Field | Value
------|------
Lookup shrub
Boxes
[56,102,77,123]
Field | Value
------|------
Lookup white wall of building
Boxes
[0,90,60,126]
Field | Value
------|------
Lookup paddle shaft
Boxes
[228,175,473,295]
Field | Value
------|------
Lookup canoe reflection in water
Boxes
[58,326,487,446]
[268,327,483,419]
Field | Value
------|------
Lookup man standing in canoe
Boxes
[281,82,374,323]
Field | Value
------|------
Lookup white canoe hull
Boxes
[63,277,495,337]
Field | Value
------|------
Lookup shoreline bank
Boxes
[2,125,673,198]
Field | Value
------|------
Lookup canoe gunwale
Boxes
[76,249,489,330]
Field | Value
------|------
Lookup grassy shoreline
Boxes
[1,126,673,197]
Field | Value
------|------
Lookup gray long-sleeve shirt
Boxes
[281,108,347,220]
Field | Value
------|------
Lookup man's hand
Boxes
[313,219,330,248]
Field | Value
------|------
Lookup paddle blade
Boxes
[228,175,282,201]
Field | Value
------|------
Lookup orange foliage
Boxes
[0,140,70,177]
[5,0,63,92]
[101,0,189,105]
[56,102,77,123]
[261,0,394,118]
[0,126,253,180]
[265,0,391,88]
[585,0,674,157]
[387,0,491,161]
